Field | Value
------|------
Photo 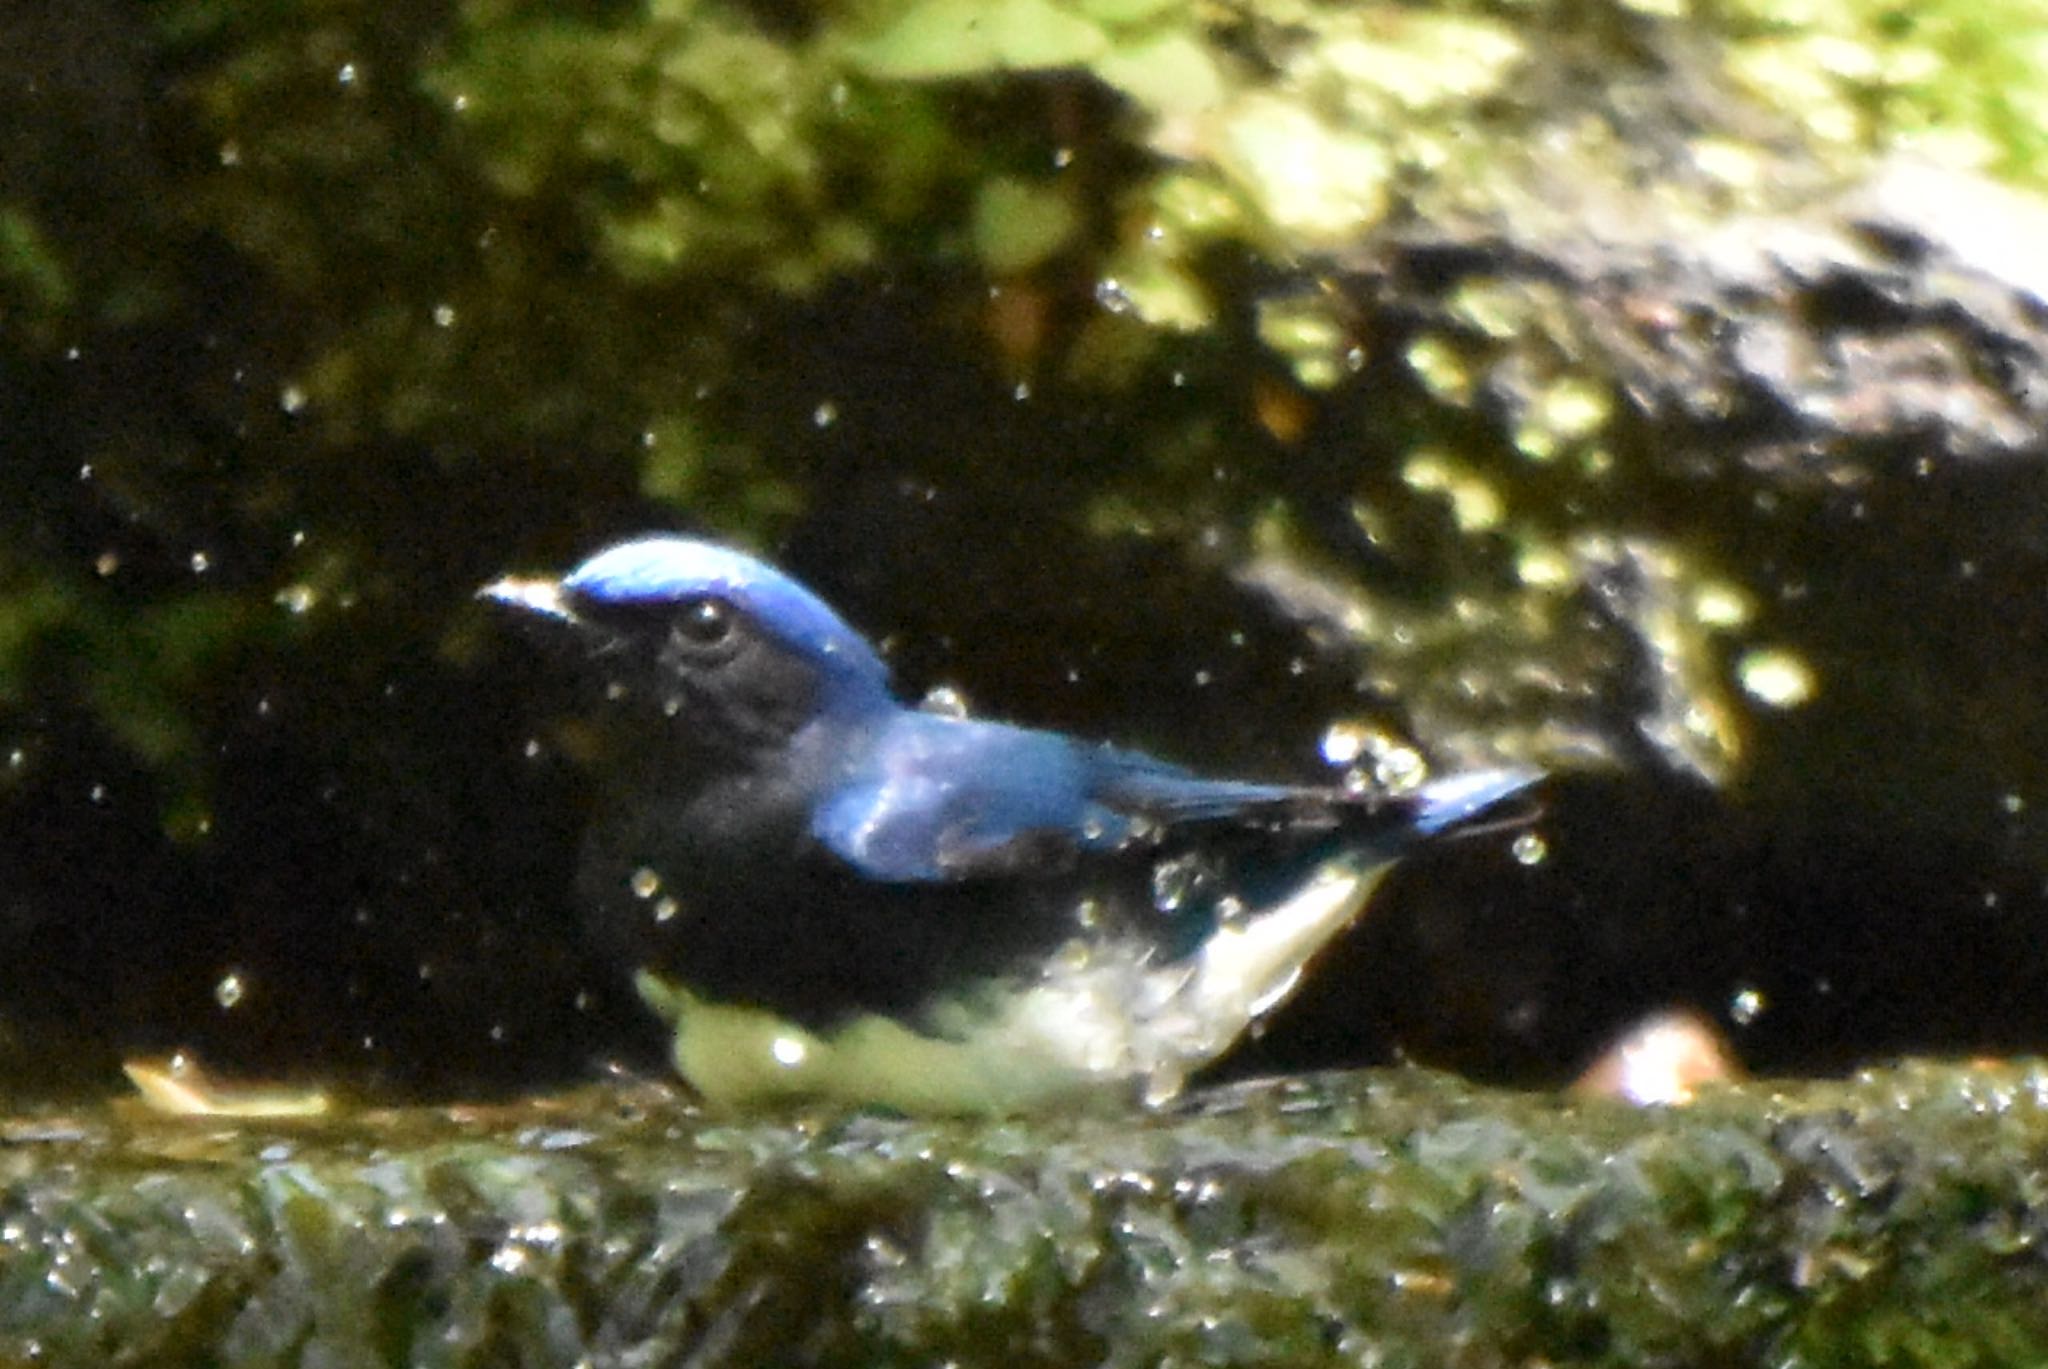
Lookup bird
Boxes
[482,535,1538,1115]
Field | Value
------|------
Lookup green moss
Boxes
[1718,0,2048,184]
[129,0,2048,481]
[0,205,74,327]
[1255,294,1355,390]
[973,175,1083,275]
[9,1063,2048,1362]
[846,0,1114,76]
[149,0,2048,561]
[635,413,799,529]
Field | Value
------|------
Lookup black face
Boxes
[563,588,825,758]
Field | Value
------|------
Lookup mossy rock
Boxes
[3,1061,2047,1364]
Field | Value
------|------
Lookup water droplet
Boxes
[1511,832,1548,866]
[812,400,838,428]
[770,1035,808,1067]
[94,551,119,577]
[1728,986,1766,1026]
[279,384,307,415]
[1192,669,1213,686]
[1052,146,1074,169]
[1737,648,1816,709]
[87,783,108,806]
[919,685,969,718]
[431,303,456,328]
[219,141,242,167]
[522,738,543,759]
[1150,853,1207,914]
[1049,938,1092,974]
[1094,277,1133,315]
[273,583,317,614]
[653,896,680,923]
[336,62,358,87]
[1374,747,1425,791]
[630,867,662,899]
[214,972,246,1009]
[189,550,211,574]
[1320,721,1368,766]
[1141,1066,1185,1108]
[2002,792,2025,815]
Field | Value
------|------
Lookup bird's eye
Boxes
[674,595,734,648]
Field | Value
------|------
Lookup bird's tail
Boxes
[1408,766,1544,837]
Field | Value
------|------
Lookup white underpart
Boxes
[636,856,1387,1115]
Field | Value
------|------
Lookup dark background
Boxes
[5,0,2048,1098]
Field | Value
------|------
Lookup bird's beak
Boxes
[478,575,578,624]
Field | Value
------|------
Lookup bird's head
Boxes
[482,536,894,755]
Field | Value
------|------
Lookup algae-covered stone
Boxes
[8,1063,2048,1364]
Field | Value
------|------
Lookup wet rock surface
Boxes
[5,1063,2048,1365]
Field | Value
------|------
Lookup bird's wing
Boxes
[811,712,1542,883]
[810,716,1134,883]
[1083,744,1306,823]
